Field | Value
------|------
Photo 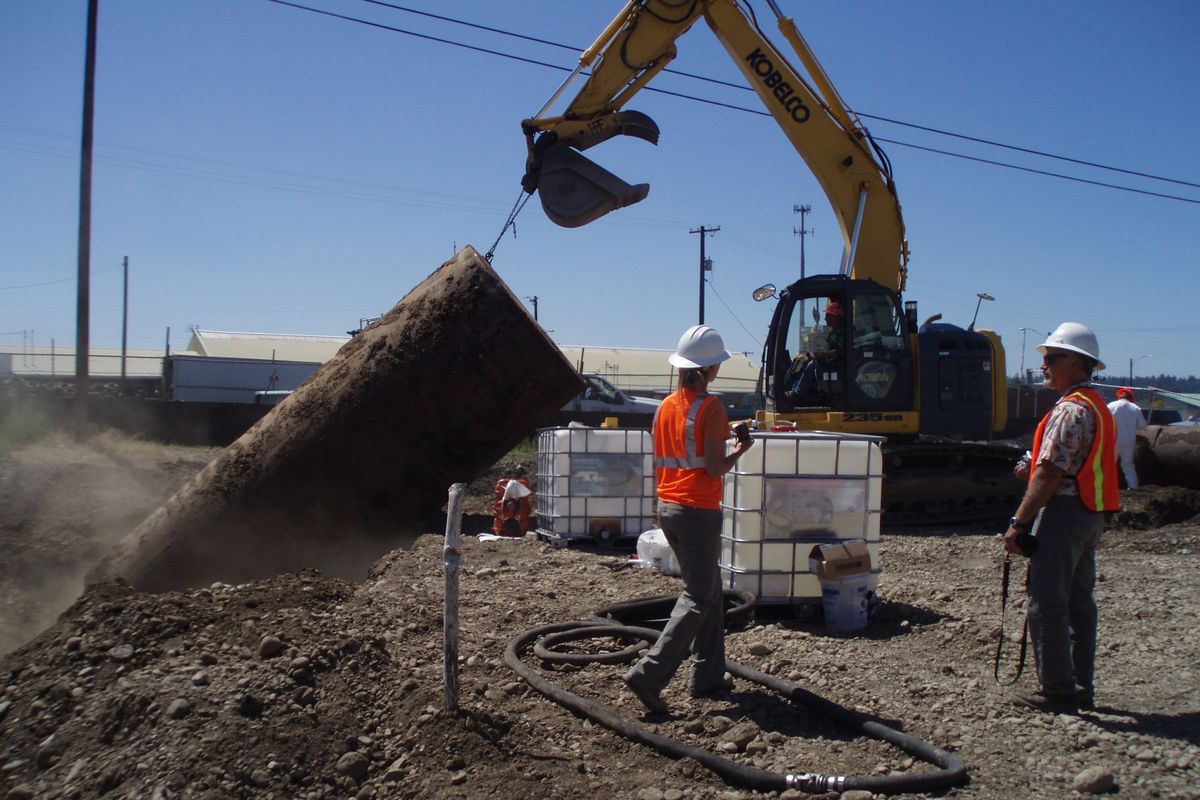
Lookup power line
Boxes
[325,0,1200,197]
[875,138,1200,206]
[0,263,122,291]
[267,0,570,72]
[703,275,762,349]
[855,112,1200,191]
[0,130,513,215]
[353,0,582,54]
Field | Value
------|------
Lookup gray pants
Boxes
[626,503,725,694]
[1027,495,1103,696]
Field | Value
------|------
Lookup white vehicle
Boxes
[563,374,660,416]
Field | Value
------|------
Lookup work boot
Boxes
[1010,688,1080,713]
[622,671,668,715]
[1076,689,1095,710]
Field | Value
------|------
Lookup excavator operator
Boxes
[784,298,844,406]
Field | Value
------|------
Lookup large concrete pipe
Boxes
[90,247,583,592]
[1135,424,1200,491]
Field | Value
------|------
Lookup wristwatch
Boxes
[1009,516,1031,530]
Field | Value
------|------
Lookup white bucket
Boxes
[820,572,870,634]
[636,529,681,576]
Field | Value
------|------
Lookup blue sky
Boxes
[2,1,1198,381]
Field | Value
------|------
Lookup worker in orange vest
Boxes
[622,325,754,715]
[1006,322,1119,713]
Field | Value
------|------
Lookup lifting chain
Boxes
[484,189,534,263]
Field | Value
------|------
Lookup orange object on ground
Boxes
[493,478,532,537]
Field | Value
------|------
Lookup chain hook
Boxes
[485,190,533,263]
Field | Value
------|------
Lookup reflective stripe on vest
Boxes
[1031,385,1121,512]
[653,393,710,470]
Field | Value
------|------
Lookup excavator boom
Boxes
[521,0,908,292]
[519,1,1023,527]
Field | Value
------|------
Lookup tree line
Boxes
[1011,374,1199,392]
[1096,375,1200,392]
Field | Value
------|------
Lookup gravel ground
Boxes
[1,436,1198,799]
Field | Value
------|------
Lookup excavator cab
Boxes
[760,275,1003,440]
[763,276,915,418]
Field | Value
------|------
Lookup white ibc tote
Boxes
[535,426,655,547]
[720,430,884,606]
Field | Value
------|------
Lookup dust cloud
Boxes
[0,431,218,655]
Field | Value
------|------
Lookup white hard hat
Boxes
[668,324,731,368]
[1037,321,1105,371]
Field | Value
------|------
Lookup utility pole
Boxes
[526,295,539,322]
[794,204,812,324]
[74,0,98,439]
[120,255,128,393]
[793,204,812,281]
[690,225,719,324]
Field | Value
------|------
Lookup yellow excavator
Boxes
[519,0,1021,523]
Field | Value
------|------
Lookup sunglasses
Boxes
[1042,353,1072,365]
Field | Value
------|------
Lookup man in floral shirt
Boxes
[1005,322,1119,713]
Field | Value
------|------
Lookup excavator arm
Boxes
[521,0,908,292]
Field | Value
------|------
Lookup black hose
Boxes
[726,660,968,794]
[589,588,758,630]
[532,626,649,665]
[504,598,968,795]
[505,620,791,793]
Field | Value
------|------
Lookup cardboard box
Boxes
[808,539,871,579]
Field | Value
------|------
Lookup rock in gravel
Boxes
[721,722,760,751]
[107,643,134,662]
[237,693,264,718]
[258,635,285,659]
[336,751,370,781]
[167,698,192,719]
[5,785,34,800]
[708,715,735,733]
[1073,766,1116,793]
[34,733,62,769]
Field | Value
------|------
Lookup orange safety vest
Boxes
[653,386,726,510]
[1031,385,1120,512]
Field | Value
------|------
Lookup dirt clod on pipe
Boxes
[90,247,584,592]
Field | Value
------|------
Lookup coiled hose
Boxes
[504,592,968,795]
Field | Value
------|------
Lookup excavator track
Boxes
[881,440,1026,529]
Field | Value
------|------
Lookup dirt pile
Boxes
[2,436,1199,799]
[1112,485,1200,531]
[90,246,582,593]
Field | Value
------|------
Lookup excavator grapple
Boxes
[522,109,660,228]
[535,143,650,228]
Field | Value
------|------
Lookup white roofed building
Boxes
[185,329,351,363]
[2,328,762,402]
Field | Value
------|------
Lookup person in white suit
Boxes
[1107,388,1146,489]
